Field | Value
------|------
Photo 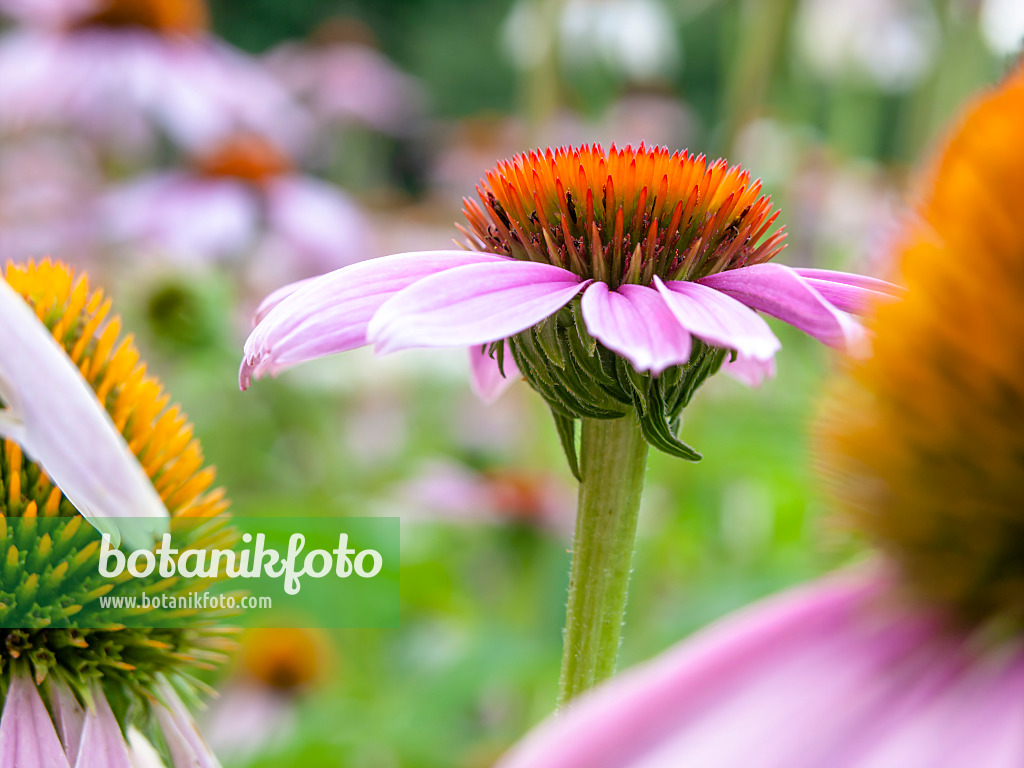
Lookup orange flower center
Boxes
[195,135,292,184]
[78,0,208,35]
[461,144,785,288]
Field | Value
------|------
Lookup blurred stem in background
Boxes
[524,0,565,136]
[558,416,649,707]
[719,0,796,155]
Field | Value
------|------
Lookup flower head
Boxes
[73,0,208,35]
[242,143,897,468]
[0,260,230,767]
[495,60,1024,768]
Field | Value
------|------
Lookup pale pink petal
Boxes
[264,176,376,275]
[73,688,131,768]
[721,354,776,387]
[367,261,588,354]
[155,683,220,768]
[792,268,903,314]
[469,342,521,404]
[104,173,258,262]
[125,728,165,768]
[699,263,867,353]
[47,680,85,759]
[252,276,319,326]
[654,276,780,362]
[580,282,692,374]
[498,570,1024,768]
[0,671,71,768]
[0,277,168,547]
[240,251,507,388]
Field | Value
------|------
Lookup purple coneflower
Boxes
[0,0,306,154]
[498,60,1024,768]
[104,132,375,281]
[241,143,898,705]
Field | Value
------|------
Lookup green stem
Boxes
[557,415,649,708]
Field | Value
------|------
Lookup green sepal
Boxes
[550,410,582,481]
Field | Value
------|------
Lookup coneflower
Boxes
[498,62,1024,768]
[241,143,899,705]
[0,260,230,767]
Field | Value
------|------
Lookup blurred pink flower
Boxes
[398,459,575,536]
[103,133,376,280]
[0,0,307,154]
[267,37,427,137]
[0,136,102,265]
[498,570,1024,768]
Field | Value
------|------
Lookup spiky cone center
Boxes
[195,134,292,185]
[0,261,233,713]
[818,67,1024,631]
[461,143,786,288]
[74,0,208,35]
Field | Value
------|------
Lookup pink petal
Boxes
[0,672,71,768]
[498,569,1024,768]
[47,680,84,759]
[654,276,780,362]
[721,354,776,387]
[155,683,221,768]
[73,688,131,768]
[699,263,867,353]
[240,251,507,389]
[468,342,521,404]
[792,268,903,314]
[252,275,320,326]
[0,277,168,547]
[264,176,376,275]
[367,261,587,354]
[580,282,692,374]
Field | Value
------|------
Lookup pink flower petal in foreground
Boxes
[653,276,780,362]
[792,268,904,314]
[581,282,692,375]
[155,682,222,768]
[700,264,868,353]
[469,342,522,404]
[498,571,1024,768]
[0,277,168,546]
[73,688,132,768]
[0,671,71,768]
[720,354,776,388]
[240,251,505,388]
[367,261,589,354]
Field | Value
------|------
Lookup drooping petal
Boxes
[721,354,776,387]
[251,275,319,326]
[47,680,85,759]
[0,671,71,768]
[124,728,165,768]
[155,683,221,768]
[699,263,867,353]
[367,261,588,354]
[73,688,132,768]
[0,277,168,547]
[792,268,903,314]
[498,571,1024,768]
[653,277,780,362]
[240,251,507,389]
[468,342,521,404]
[580,282,692,374]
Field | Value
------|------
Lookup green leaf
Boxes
[550,410,582,481]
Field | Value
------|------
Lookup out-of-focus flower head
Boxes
[795,0,940,92]
[0,0,308,156]
[0,260,232,767]
[205,628,330,762]
[267,16,427,139]
[497,61,1024,768]
[980,0,1024,56]
[242,143,898,470]
[0,135,103,267]
[103,132,376,283]
[397,460,575,537]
